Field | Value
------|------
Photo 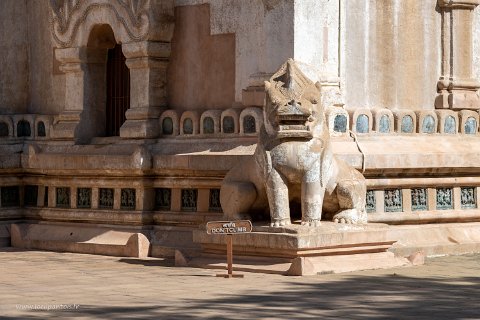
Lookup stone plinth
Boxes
[194,222,396,258]
[192,222,408,275]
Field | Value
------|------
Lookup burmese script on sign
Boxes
[206,220,252,235]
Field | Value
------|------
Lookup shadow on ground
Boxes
[7,274,480,319]
[118,258,174,267]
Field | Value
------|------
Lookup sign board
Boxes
[207,220,252,278]
[206,220,252,235]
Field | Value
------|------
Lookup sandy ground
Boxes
[0,248,479,319]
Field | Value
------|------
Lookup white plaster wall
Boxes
[342,0,441,111]
[473,10,480,81]
[294,0,339,81]
[174,0,293,103]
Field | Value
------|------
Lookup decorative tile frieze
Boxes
[421,115,436,133]
[77,188,91,208]
[162,117,173,135]
[121,188,136,210]
[379,115,390,133]
[366,190,376,213]
[333,114,347,133]
[356,114,369,133]
[99,188,114,209]
[17,120,31,137]
[37,121,46,137]
[465,117,477,134]
[155,188,171,211]
[243,115,256,134]
[436,188,453,210]
[461,187,476,209]
[444,116,456,134]
[1,186,20,207]
[222,116,235,133]
[209,189,222,212]
[203,117,214,134]
[183,118,193,134]
[181,189,197,212]
[401,116,414,133]
[384,189,402,212]
[56,187,70,208]
[24,185,38,207]
[411,188,428,211]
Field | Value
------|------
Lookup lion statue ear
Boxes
[315,81,322,90]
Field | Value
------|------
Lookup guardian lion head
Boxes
[263,59,326,140]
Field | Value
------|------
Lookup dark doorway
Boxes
[105,43,130,136]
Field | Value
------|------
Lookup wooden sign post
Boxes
[206,220,252,278]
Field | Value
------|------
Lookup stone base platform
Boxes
[179,251,408,276]
[10,223,150,258]
[191,222,410,275]
[7,221,480,276]
[0,223,12,247]
[388,222,480,257]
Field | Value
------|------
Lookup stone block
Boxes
[407,251,425,266]
[11,223,150,258]
[286,257,316,276]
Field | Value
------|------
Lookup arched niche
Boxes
[221,108,241,134]
[200,110,222,135]
[159,110,180,136]
[0,116,13,138]
[239,107,263,135]
[49,1,175,142]
[17,120,32,138]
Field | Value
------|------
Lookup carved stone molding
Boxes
[438,0,480,9]
[49,0,174,48]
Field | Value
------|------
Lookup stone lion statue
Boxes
[220,59,367,227]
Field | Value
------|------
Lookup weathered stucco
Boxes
[27,1,65,115]
[167,4,236,110]
[343,0,441,111]
[0,0,29,114]
[174,0,293,104]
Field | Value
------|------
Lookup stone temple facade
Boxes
[2,0,480,273]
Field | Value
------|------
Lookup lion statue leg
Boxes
[333,177,367,224]
[301,178,324,227]
[266,169,291,227]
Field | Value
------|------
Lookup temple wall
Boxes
[0,0,29,114]
[5,0,480,115]
[342,0,441,111]
[26,1,65,115]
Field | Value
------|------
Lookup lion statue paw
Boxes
[301,219,322,227]
[270,218,292,228]
[333,209,367,225]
